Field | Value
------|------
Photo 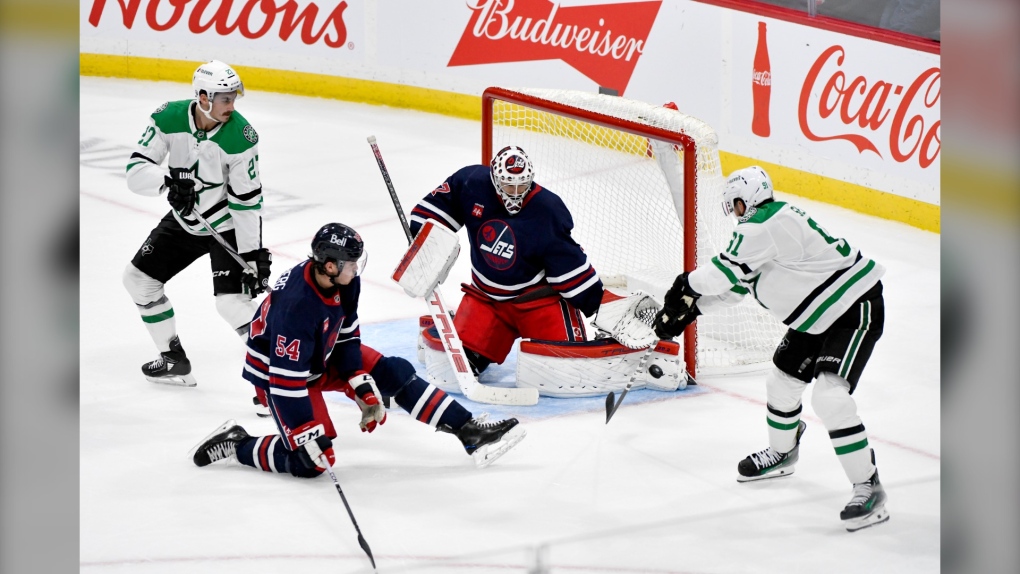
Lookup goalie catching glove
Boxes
[341,372,387,433]
[653,272,702,340]
[392,220,460,298]
[593,289,661,349]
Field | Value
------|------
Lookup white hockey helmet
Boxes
[722,166,774,217]
[192,60,244,100]
[490,145,534,215]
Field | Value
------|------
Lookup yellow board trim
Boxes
[80,52,940,233]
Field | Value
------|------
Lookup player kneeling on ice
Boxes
[653,166,889,532]
[193,223,526,475]
[401,145,689,398]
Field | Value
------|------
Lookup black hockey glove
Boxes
[240,248,272,297]
[164,167,197,217]
[653,272,702,340]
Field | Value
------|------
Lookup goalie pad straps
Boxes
[593,289,661,349]
[392,220,460,298]
[516,339,685,397]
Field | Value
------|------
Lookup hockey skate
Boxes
[737,420,807,482]
[192,420,250,467]
[438,416,526,468]
[142,336,196,387]
[841,450,890,532]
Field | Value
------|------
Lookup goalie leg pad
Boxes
[420,327,467,395]
[646,340,685,392]
[392,220,461,298]
[516,339,652,397]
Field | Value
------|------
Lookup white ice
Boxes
[80,76,940,573]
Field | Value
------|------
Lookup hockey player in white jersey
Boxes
[121,60,271,387]
[653,166,890,532]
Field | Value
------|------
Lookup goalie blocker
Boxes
[392,220,460,298]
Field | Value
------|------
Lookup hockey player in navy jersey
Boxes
[404,146,683,398]
[192,223,526,476]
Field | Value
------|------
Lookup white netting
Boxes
[485,87,785,374]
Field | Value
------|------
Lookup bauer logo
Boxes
[448,0,662,95]
[798,45,940,168]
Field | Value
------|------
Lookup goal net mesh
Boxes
[485,87,785,374]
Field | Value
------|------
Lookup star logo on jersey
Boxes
[183,160,224,196]
[472,203,484,218]
[430,182,452,196]
[140,238,154,256]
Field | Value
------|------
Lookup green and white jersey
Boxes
[126,100,263,254]
[690,201,885,335]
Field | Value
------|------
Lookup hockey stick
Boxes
[191,210,257,274]
[605,345,655,424]
[367,135,539,406]
[320,456,377,572]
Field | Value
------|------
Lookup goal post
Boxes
[481,87,786,379]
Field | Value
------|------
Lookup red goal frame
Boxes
[481,87,702,378]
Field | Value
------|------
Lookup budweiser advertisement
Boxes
[447,0,662,96]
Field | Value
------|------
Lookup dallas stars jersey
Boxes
[690,201,885,335]
[126,100,264,254]
[409,165,603,317]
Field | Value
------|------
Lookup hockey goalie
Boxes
[393,145,692,398]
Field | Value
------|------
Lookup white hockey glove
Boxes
[345,373,387,433]
[593,289,661,349]
[291,422,335,471]
[392,220,460,298]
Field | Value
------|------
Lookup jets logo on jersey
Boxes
[477,220,516,270]
[431,182,451,196]
[472,203,484,218]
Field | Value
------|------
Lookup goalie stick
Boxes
[366,136,539,406]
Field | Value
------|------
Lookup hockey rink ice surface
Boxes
[80,77,940,573]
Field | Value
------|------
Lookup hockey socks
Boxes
[394,375,471,429]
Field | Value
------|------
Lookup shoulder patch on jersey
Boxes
[150,100,192,135]
[154,101,169,114]
[243,124,258,144]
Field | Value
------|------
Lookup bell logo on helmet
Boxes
[330,234,347,246]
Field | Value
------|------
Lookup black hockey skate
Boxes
[192,420,250,467]
[438,416,526,468]
[737,420,807,482]
[141,336,196,387]
[840,450,890,532]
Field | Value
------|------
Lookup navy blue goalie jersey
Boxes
[409,165,603,316]
[242,261,363,441]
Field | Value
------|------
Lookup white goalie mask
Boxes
[490,145,534,215]
[722,166,774,218]
[192,60,244,122]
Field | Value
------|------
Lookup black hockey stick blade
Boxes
[605,392,617,424]
[357,533,376,570]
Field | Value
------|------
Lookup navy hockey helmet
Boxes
[311,223,367,274]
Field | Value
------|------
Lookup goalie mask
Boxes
[192,60,244,122]
[722,166,774,218]
[490,145,534,215]
[311,222,368,278]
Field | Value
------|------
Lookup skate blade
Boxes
[472,427,526,469]
[844,506,890,532]
[146,373,197,387]
[188,419,238,459]
[736,465,796,483]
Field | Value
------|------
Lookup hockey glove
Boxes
[653,273,703,340]
[292,422,336,472]
[240,248,273,297]
[164,167,197,217]
[343,372,387,433]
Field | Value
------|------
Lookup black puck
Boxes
[648,364,664,379]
